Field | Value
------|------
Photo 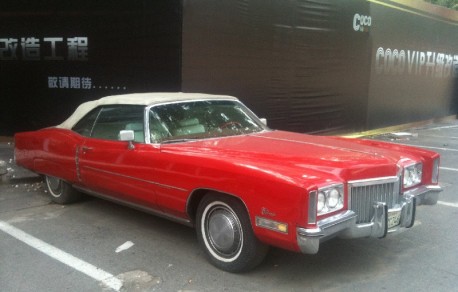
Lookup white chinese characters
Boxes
[0,37,88,61]
[48,77,92,89]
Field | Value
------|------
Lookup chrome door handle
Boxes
[81,146,93,153]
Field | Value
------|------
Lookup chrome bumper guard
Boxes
[297,185,442,254]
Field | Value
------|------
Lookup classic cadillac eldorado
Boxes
[14,92,442,272]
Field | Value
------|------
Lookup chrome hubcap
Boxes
[46,176,62,197]
[206,207,241,257]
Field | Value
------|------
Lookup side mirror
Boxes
[260,118,267,126]
[119,130,135,150]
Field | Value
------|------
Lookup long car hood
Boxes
[161,131,413,184]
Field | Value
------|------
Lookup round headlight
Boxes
[327,189,341,208]
[317,192,326,212]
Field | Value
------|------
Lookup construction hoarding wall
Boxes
[182,0,458,133]
[0,1,182,136]
[367,1,458,128]
[1,0,457,136]
[182,0,372,133]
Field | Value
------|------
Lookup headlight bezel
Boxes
[403,162,423,188]
[316,184,344,216]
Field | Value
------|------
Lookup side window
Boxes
[72,108,101,137]
[91,105,145,142]
[72,105,145,142]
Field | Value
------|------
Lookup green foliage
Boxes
[424,0,458,10]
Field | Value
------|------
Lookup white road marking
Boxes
[427,125,458,130]
[419,134,458,139]
[0,221,123,291]
[115,241,134,253]
[437,201,458,208]
[440,167,458,172]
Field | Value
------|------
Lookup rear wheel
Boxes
[196,193,269,272]
[45,176,82,204]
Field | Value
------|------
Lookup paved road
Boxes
[1,121,457,291]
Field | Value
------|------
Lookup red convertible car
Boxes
[15,93,442,272]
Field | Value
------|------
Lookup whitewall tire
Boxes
[196,193,269,272]
[45,176,82,204]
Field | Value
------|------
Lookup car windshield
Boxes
[148,100,267,143]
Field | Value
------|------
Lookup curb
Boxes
[0,159,42,185]
[1,172,43,185]
[1,142,42,185]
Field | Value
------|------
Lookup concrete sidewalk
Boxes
[0,142,41,184]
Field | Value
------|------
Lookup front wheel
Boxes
[196,193,269,272]
[45,176,82,204]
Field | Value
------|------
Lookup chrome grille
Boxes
[349,177,400,224]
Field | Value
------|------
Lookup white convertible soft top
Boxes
[57,92,239,129]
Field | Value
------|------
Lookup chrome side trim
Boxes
[82,166,188,192]
[73,185,193,227]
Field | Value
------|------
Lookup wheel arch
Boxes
[186,188,251,226]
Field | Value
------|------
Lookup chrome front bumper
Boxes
[296,185,442,254]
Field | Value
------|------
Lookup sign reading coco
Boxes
[353,13,372,32]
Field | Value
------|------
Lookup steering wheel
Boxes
[219,121,242,129]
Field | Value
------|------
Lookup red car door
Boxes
[78,138,159,208]
[74,104,158,208]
